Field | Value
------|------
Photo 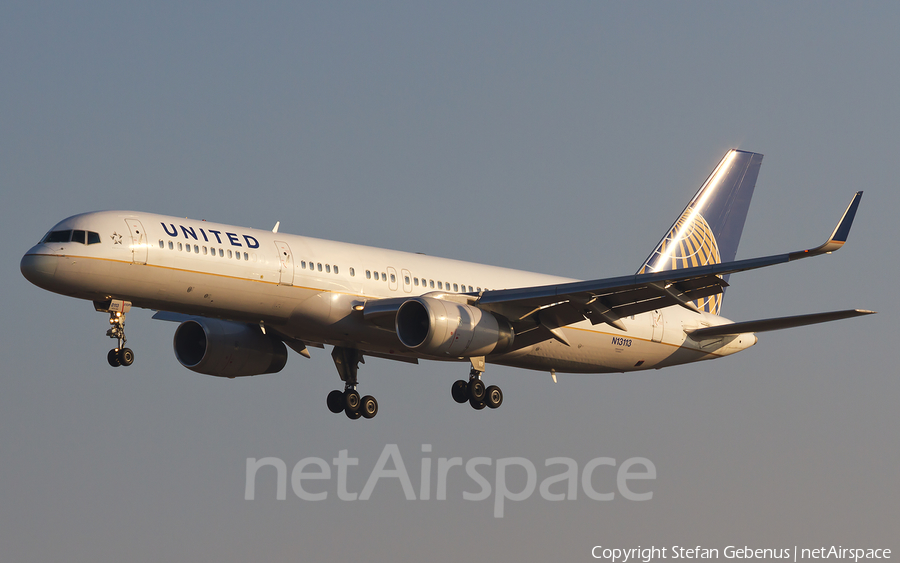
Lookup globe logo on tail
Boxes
[639,207,722,314]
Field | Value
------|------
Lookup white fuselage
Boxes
[22,211,757,374]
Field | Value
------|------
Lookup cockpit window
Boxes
[42,229,102,245]
[43,230,72,243]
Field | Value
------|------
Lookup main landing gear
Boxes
[451,357,503,411]
[105,310,134,367]
[326,347,378,420]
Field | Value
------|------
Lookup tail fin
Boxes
[637,149,763,314]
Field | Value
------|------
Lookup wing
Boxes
[473,192,864,345]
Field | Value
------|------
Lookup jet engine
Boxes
[173,318,288,377]
[396,297,514,357]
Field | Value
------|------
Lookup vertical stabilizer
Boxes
[637,149,763,314]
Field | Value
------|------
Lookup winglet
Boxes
[790,192,862,259]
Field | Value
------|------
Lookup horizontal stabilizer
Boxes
[686,309,875,339]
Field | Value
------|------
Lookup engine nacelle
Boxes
[396,297,514,357]
[173,318,288,377]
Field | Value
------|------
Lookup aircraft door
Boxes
[387,267,399,291]
[125,219,148,265]
[275,241,294,286]
[401,269,412,293]
[651,310,664,343]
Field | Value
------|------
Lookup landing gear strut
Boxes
[105,310,134,367]
[452,357,503,410]
[327,346,378,420]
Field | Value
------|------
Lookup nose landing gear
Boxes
[98,300,134,367]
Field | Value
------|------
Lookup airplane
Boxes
[21,149,874,420]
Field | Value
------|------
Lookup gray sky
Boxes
[2,2,897,561]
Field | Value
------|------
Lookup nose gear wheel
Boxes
[105,310,134,367]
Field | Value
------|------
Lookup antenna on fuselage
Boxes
[272,221,280,233]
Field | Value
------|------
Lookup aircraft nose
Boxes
[21,252,59,289]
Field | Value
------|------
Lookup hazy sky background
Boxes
[2,3,897,561]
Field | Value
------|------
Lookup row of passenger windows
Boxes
[364,269,483,293]
[300,260,340,275]
[43,230,102,245]
[159,239,256,261]
[158,240,484,292]
[297,262,482,292]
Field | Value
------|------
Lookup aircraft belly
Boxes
[51,255,730,372]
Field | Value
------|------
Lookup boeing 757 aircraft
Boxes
[21,150,873,419]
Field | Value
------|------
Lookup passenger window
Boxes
[430,280,435,288]
[437,281,443,289]
[317,263,323,272]
[405,276,410,284]
[334,265,339,274]
[194,245,199,253]
[178,243,183,251]
[414,278,419,286]
[326,264,331,273]
[350,267,355,276]
[244,252,249,260]
[227,250,233,258]
[219,249,224,257]
[87,231,101,245]
[366,270,371,279]
[169,241,174,250]
[468,286,473,292]
[382,272,387,281]
[203,247,208,255]
[391,274,396,283]
[453,284,458,292]
[159,240,165,249]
